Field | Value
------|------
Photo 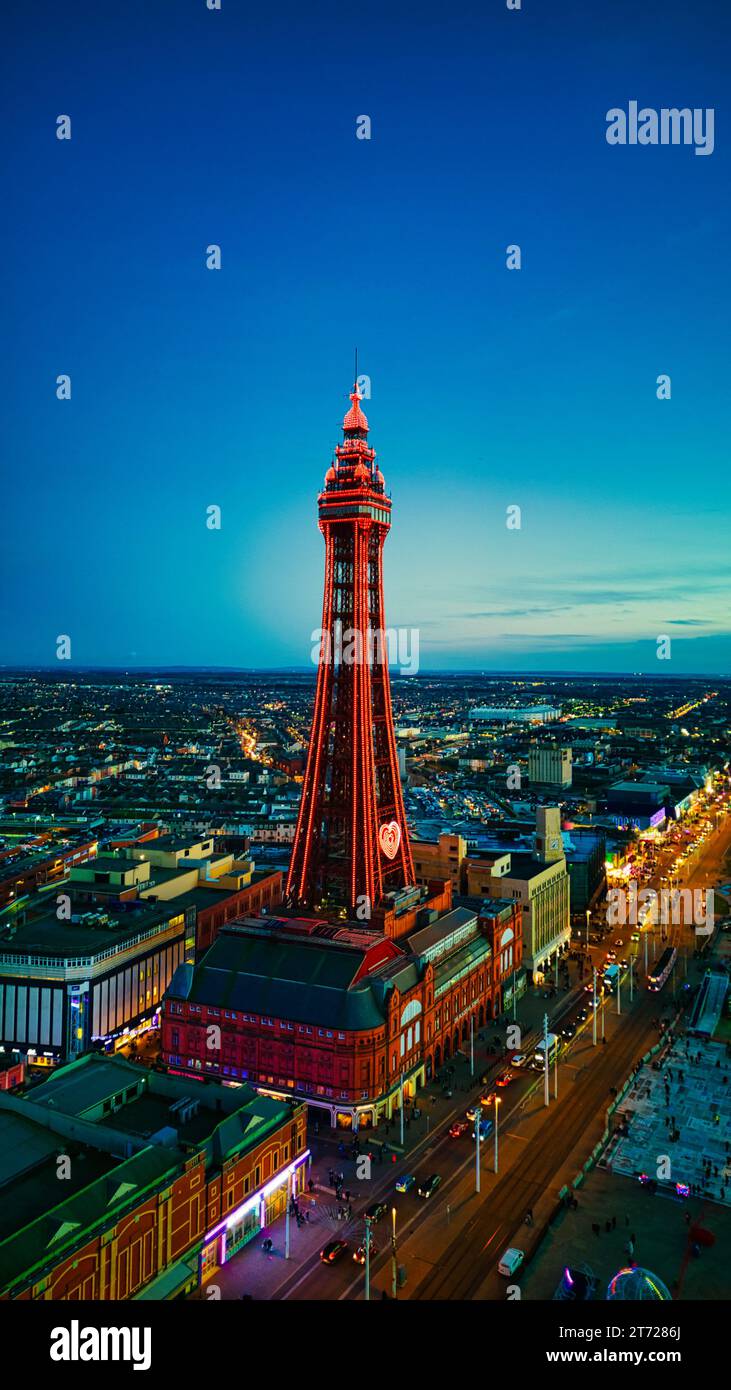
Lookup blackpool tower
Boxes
[286,382,415,914]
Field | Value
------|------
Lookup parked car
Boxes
[417,1174,442,1199]
[320,1240,349,1265]
[395,1174,415,1193]
[365,1201,387,1223]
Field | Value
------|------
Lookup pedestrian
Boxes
[611,1215,617,1230]
[626,1239,634,1258]
[592,1223,600,1237]
[308,1178,314,1193]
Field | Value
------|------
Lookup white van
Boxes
[498,1247,524,1277]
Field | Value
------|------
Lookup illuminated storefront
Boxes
[199,1150,310,1279]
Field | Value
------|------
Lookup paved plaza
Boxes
[607,1037,731,1205]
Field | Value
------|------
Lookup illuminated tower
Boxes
[286,383,414,913]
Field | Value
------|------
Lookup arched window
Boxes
[400,999,422,1027]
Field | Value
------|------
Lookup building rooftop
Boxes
[167,923,398,1031]
[0,898,183,959]
[0,1053,298,1293]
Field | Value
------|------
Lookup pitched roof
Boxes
[167,929,388,1031]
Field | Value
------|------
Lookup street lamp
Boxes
[592,966,598,1045]
[543,1012,550,1107]
[474,1104,483,1194]
[364,1215,373,1302]
[585,908,591,951]
[494,1095,501,1173]
[391,1206,398,1300]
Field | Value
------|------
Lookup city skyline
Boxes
[3,0,730,675]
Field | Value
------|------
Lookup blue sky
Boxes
[2,0,729,673]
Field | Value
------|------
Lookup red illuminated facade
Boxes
[287,384,414,913]
[162,898,522,1128]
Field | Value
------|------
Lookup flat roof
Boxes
[0,899,183,957]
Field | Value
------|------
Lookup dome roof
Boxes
[325,465,337,483]
[343,383,369,434]
[607,1267,672,1301]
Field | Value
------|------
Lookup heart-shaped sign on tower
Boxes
[379,820,401,860]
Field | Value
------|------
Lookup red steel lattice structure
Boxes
[287,383,414,913]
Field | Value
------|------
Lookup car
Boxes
[605,951,617,963]
[630,932,640,942]
[320,1240,349,1265]
[481,1091,497,1108]
[465,1104,480,1122]
[448,1121,470,1139]
[365,1201,387,1223]
[613,938,624,947]
[560,1023,576,1040]
[510,1054,528,1068]
[496,1070,513,1087]
[577,1006,589,1022]
[417,1174,442,1199]
[353,1242,378,1265]
[472,1117,493,1140]
[395,1173,415,1193]
[497,1247,525,1277]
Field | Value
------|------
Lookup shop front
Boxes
[199,1151,310,1283]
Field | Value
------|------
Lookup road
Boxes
[409,990,656,1298]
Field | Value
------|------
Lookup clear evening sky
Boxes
[2,0,729,674]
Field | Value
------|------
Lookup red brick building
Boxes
[161,893,522,1129]
[0,1054,307,1300]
